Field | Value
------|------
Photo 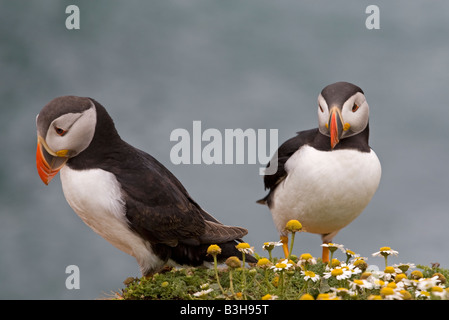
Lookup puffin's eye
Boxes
[319,104,324,113]
[55,127,67,136]
[352,103,359,112]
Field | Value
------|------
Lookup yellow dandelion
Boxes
[380,286,395,297]
[207,244,221,256]
[256,258,272,268]
[410,270,423,280]
[299,293,314,300]
[285,219,302,232]
[225,256,241,269]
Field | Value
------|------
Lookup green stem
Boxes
[213,255,225,295]
[329,250,334,268]
[241,253,247,299]
[280,271,285,299]
[288,233,296,260]
[229,269,235,295]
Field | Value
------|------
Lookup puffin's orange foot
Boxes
[322,246,330,263]
[281,236,289,259]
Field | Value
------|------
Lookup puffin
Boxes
[257,82,381,262]
[36,96,256,277]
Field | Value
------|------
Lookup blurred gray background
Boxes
[1,1,448,299]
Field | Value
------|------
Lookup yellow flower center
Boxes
[400,290,412,300]
[353,279,364,285]
[360,272,372,280]
[225,256,241,268]
[354,259,368,270]
[236,242,250,249]
[432,272,447,284]
[263,242,273,249]
[380,246,391,251]
[300,253,313,261]
[285,219,302,232]
[431,286,444,292]
[384,266,395,273]
[207,244,222,255]
[395,273,407,282]
[261,294,272,300]
[387,282,397,289]
[331,268,343,276]
[316,293,330,300]
[330,259,341,267]
[299,294,314,300]
[275,263,287,269]
[375,279,385,287]
[304,271,316,277]
[380,287,394,296]
[257,258,271,267]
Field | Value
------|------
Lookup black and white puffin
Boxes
[36,96,255,276]
[257,82,381,262]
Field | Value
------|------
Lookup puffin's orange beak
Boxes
[328,107,343,149]
[36,136,68,185]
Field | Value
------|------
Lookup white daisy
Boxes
[349,279,374,290]
[415,290,431,300]
[321,243,345,253]
[301,270,320,282]
[393,262,416,273]
[323,267,352,280]
[343,248,360,259]
[340,262,362,276]
[417,276,441,291]
[297,253,317,267]
[372,246,399,258]
[193,288,213,297]
[262,241,283,251]
[430,286,448,300]
[271,259,294,272]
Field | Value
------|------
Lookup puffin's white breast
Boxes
[59,166,163,273]
[271,145,381,236]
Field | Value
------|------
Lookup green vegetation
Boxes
[116,220,449,300]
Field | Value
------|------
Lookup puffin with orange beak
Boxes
[257,82,381,262]
[36,96,255,277]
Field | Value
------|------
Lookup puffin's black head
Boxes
[317,82,369,149]
[36,96,99,185]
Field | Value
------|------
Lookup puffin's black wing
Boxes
[257,128,318,206]
[111,143,248,248]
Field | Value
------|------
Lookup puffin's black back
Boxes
[67,98,256,267]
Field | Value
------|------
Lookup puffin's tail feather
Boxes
[200,221,248,244]
[256,194,269,205]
